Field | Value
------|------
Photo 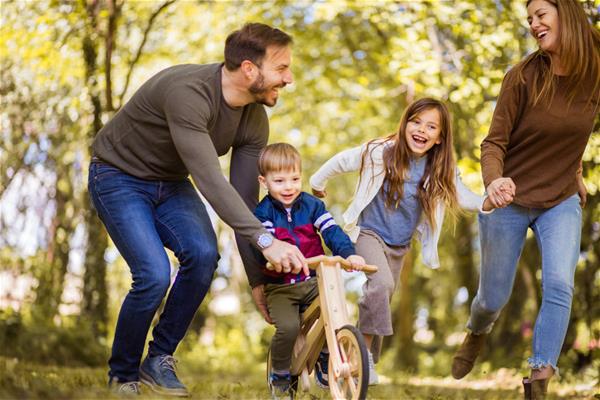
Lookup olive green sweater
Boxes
[93,63,270,284]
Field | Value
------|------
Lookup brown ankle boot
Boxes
[522,376,549,399]
[451,332,487,379]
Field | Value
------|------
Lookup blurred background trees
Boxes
[1,0,598,381]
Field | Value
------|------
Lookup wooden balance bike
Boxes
[266,255,378,400]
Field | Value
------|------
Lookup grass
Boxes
[0,356,596,399]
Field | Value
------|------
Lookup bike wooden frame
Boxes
[267,255,377,400]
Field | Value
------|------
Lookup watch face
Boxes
[258,234,273,249]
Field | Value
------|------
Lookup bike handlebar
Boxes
[266,255,378,274]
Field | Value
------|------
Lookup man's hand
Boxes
[486,177,516,208]
[347,254,366,270]
[576,172,587,208]
[262,238,309,276]
[251,285,273,324]
[312,188,327,198]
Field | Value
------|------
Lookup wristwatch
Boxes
[257,233,274,250]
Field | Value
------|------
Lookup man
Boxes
[88,23,307,396]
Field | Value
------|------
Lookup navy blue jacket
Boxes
[254,192,355,284]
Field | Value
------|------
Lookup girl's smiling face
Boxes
[405,108,442,157]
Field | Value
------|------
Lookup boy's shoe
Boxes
[314,351,329,388]
[139,354,189,397]
[269,371,293,400]
[367,351,379,386]
[108,377,141,396]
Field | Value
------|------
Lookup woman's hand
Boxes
[486,177,516,208]
[312,188,327,198]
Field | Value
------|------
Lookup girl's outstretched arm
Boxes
[454,171,495,214]
[309,144,365,192]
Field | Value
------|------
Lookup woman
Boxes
[451,0,600,398]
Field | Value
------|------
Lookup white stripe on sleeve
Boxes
[320,219,337,232]
[314,212,333,229]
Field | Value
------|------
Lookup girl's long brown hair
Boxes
[518,0,600,107]
[358,98,459,230]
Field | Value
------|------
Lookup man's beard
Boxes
[249,71,282,107]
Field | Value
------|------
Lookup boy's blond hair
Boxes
[258,143,302,176]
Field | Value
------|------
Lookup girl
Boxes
[310,98,494,385]
[452,1,600,398]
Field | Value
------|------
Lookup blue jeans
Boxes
[88,162,219,382]
[468,194,581,373]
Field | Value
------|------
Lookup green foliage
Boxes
[0,310,107,367]
[0,357,108,400]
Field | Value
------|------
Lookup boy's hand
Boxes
[347,254,366,270]
[251,285,273,324]
[312,188,327,198]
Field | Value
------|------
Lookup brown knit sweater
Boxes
[481,60,599,208]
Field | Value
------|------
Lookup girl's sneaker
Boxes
[367,350,379,385]
[314,351,329,388]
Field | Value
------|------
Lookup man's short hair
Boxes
[258,143,302,176]
[224,22,293,71]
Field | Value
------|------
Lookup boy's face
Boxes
[259,168,302,208]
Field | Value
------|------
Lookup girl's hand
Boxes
[486,177,515,208]
[312,189,327,199]
[312,188,327,198]
[482,196,494,211]
[347,255,366,270]
[576,173,587,208]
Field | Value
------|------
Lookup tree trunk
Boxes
[80,2,109,337]
[455,215,478,305]
[32,165,74,324]
[392,247,418,370]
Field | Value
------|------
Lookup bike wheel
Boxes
[328,324,368,400]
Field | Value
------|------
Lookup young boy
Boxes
[254,143,365,399]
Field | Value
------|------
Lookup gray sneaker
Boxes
[109,378,141,396]
[139,354,189,397]
[367,351,379,386]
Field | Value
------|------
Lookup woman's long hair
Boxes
[358,98,459,230]
[517,0,600,107]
